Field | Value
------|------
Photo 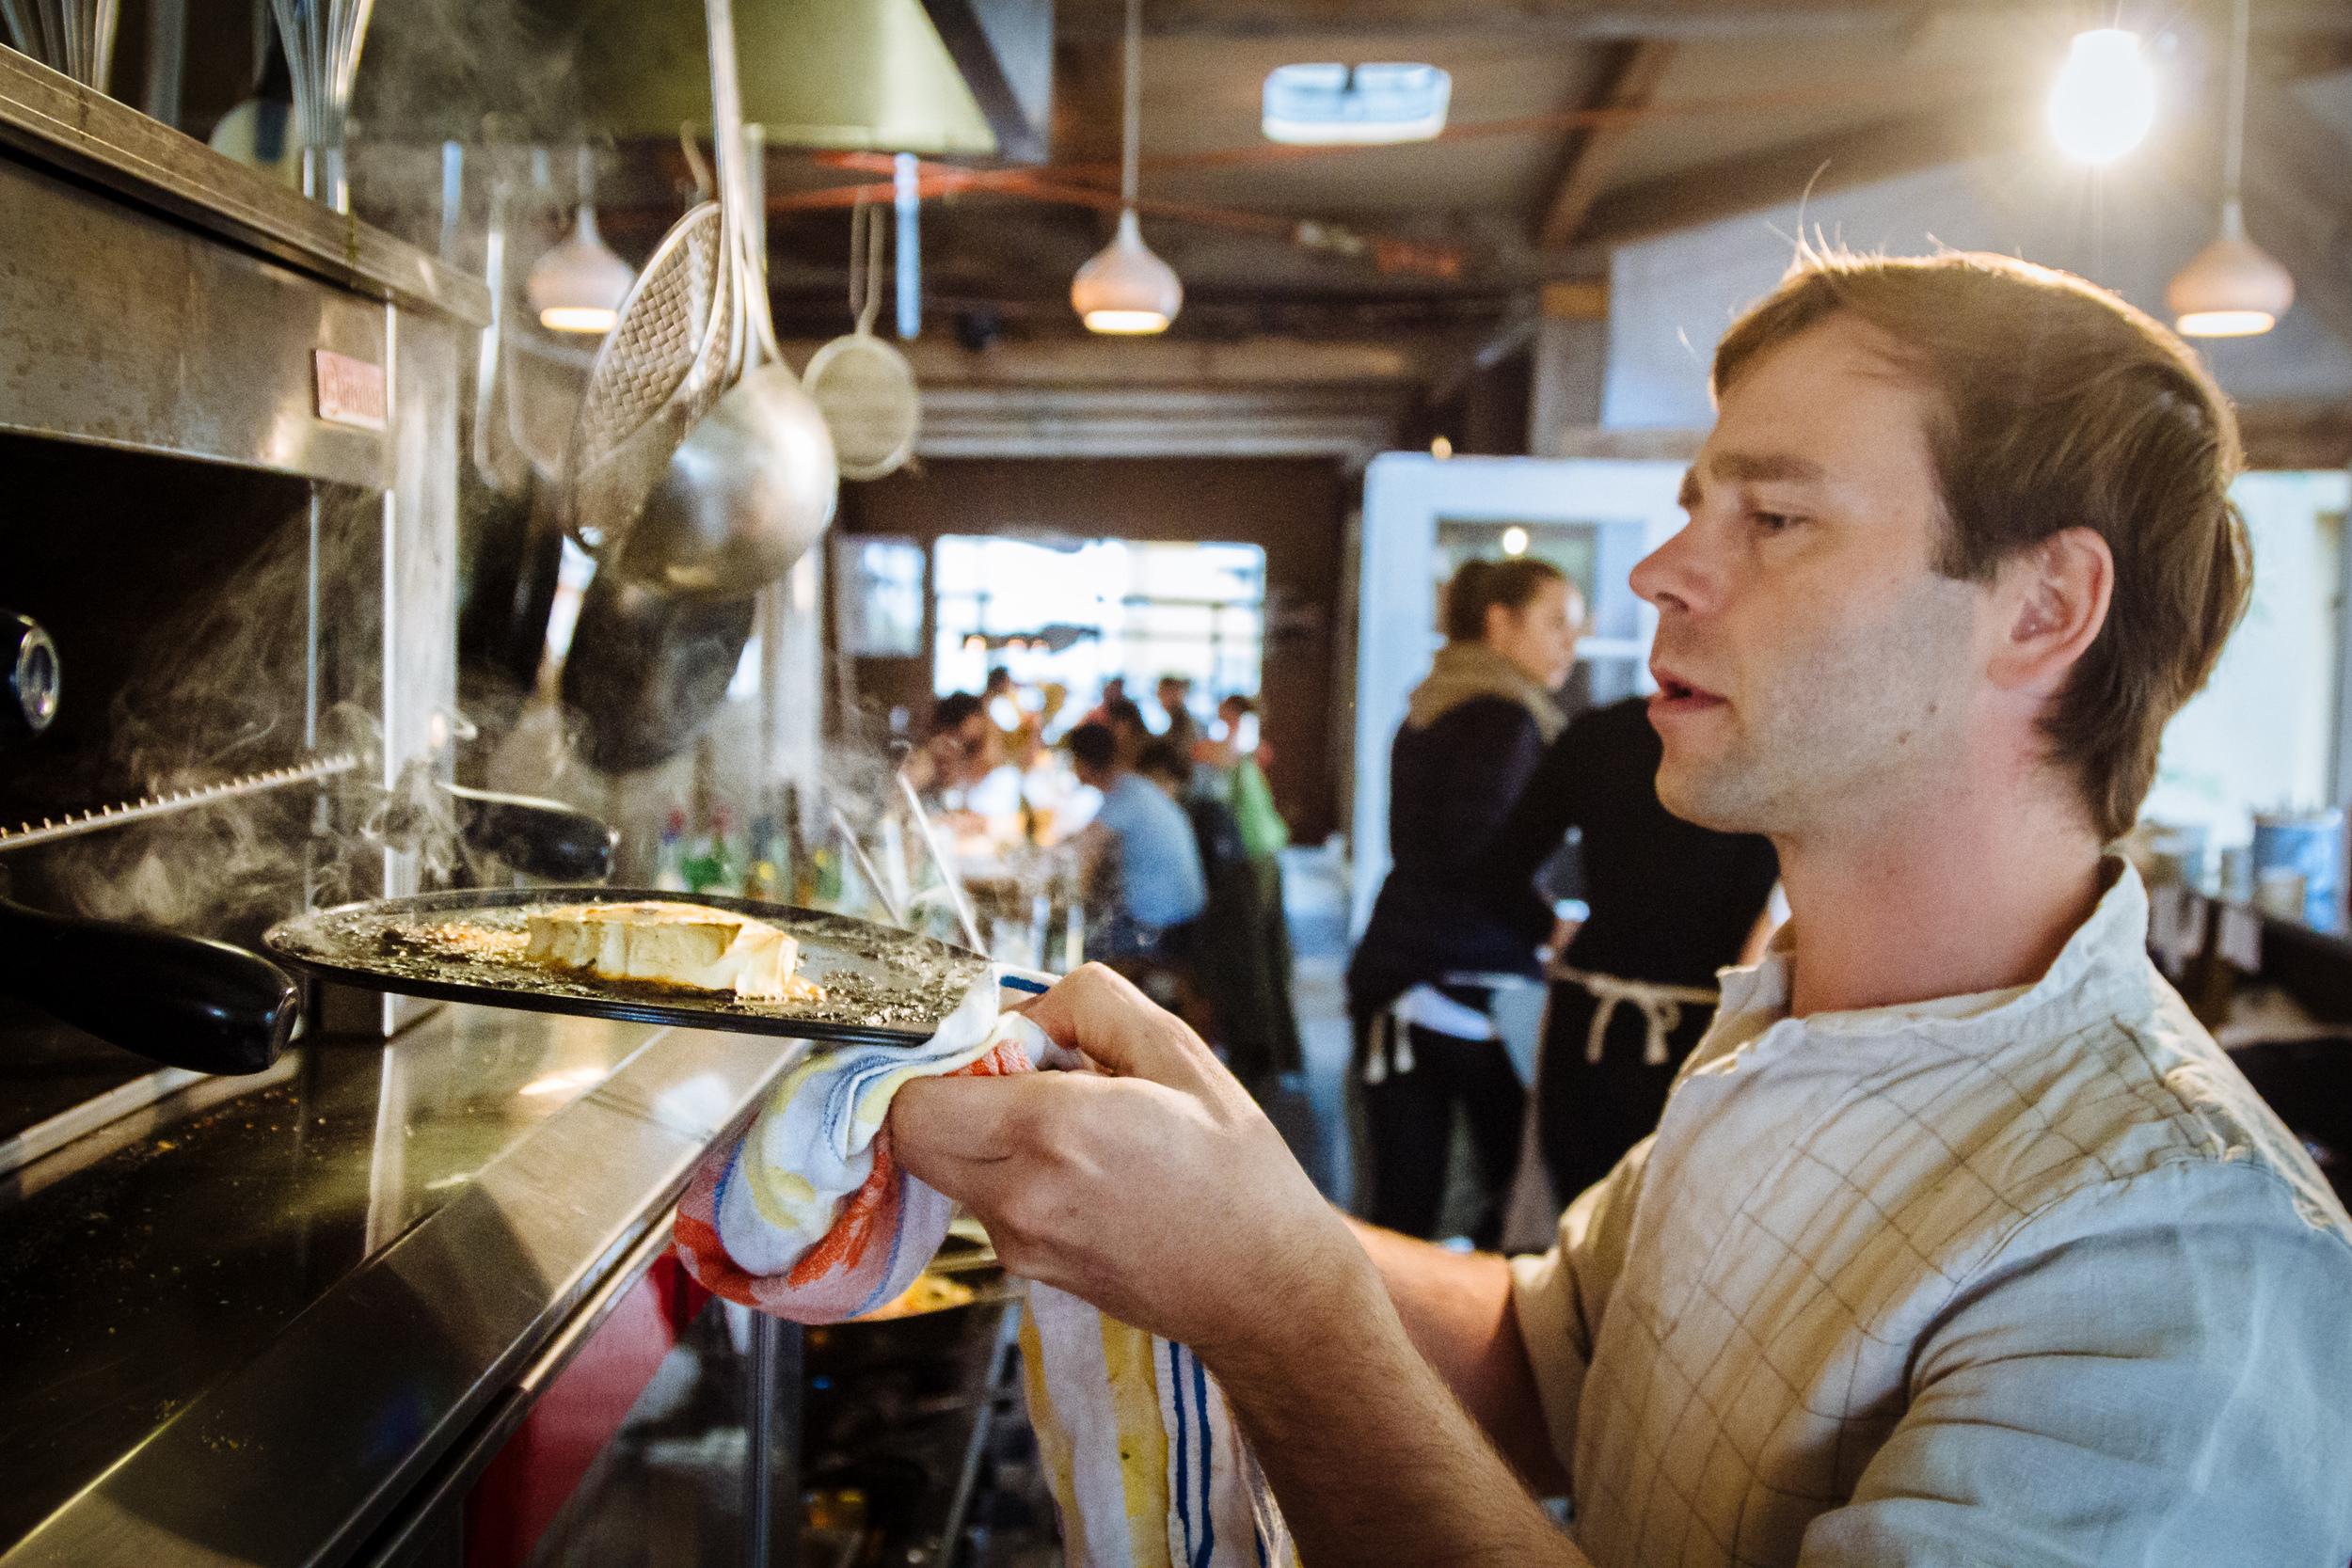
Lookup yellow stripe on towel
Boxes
[1101,1317,1172,1567]
[1020,1307,1089,1560]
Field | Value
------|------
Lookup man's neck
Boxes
[1772,778,2106,1019]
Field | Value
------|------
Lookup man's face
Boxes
[1630,315,1994,845]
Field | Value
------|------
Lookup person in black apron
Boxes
[1476,694,1780,1205]
[1348,559,1579,1245]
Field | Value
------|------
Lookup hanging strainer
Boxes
[803,200,922,482]
[604,0,838,599]
[557,200,732,555]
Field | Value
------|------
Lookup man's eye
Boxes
[1754,511,1796,532]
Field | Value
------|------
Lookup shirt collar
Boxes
[1712,855,2148,1045]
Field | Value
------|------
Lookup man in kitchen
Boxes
[890,250,2352,1566]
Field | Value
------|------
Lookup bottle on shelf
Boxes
[682,805,741,895]
[653,808,690,892]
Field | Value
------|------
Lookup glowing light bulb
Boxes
[2048,30,2154,164]
[529,147,636,336]
[1073,211,1182,335]
[1502,527,1529,556]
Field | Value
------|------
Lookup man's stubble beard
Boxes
[1654,574,1981,844]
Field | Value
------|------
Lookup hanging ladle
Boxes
[618,0,838,601]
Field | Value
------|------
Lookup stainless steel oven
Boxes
[0,38,470,1141]
[0,48,807,1568]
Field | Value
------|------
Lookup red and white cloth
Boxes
[671,980,1297,1567]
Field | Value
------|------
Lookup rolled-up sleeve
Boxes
[1799,1162,2352,1567]
[1510,1136,1653,1479]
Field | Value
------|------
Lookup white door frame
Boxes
[1350,452,1689,939]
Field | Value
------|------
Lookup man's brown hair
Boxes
[1713,248,2252,842]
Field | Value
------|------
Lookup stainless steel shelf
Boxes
[0,48,488,327]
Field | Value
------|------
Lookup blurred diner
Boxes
[1065,721,1207,974]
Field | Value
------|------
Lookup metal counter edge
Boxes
[0,1008,801,1568]
[0,50,491,328]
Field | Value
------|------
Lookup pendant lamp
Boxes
[2168,0,2294,337]
[1073,0,1181,334]
[529,146,637,335]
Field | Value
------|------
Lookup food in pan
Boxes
[862,1272,978,1320]
[522,901,823,1001]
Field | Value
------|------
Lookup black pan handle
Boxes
[0,898,298,1075]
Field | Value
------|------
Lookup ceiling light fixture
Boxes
[2047,29,2154,163]
[528,146,636,335]
[2168,0,2293,337]
[1072,0,1180,335]
[1263,62,1452,146]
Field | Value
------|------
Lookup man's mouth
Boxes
[1649,666,1726,713]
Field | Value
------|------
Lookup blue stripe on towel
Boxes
[1189,1346,1216,1568]
[712,1148,739,1222]
[1170,1338,1194,1559]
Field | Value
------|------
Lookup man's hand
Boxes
[890,963,1361,1361]
[889,966,1592,1566]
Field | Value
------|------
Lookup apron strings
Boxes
[1551,964,1719,1067]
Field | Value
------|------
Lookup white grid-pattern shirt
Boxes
[1511,861,2352,1566]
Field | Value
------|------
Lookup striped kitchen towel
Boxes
[672,979,1295,1568]
[673,981,1039,1321]
[1023,1282,1295,1568]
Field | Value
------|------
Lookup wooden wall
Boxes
[834,456,1350,844]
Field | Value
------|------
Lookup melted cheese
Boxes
[523,901,819,1001]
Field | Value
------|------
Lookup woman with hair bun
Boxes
[1347,557,1581,1245]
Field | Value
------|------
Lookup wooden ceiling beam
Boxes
[1054,0,2352,41]
[779,335,1438,386]
[2238,400,2352,471]
[1534,40,1677,249]
[1568,94,2032,252]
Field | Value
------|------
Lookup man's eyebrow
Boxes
[1676,467,1699,508]
[1708,451,1825,484]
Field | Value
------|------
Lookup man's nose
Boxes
[1630,520,1711,613]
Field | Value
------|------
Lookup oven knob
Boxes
[3,610,59,744]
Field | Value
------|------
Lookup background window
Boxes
[931,536,1266,726]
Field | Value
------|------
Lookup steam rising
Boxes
[47,496,466,938]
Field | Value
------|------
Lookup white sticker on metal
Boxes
[313,349,388,431]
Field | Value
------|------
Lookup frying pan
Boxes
[557,571,755,773]
[263,888,993,1048]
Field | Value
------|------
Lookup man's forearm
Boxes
[1205,1245,1588,1566]
[1349,1217,1569,1494]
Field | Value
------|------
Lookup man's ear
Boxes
[1987,527,2112,696]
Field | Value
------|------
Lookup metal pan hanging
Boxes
[262,887,992,1048]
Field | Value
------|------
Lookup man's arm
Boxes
[1346,1219,1569,1494]
[891,966,1591,1566]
